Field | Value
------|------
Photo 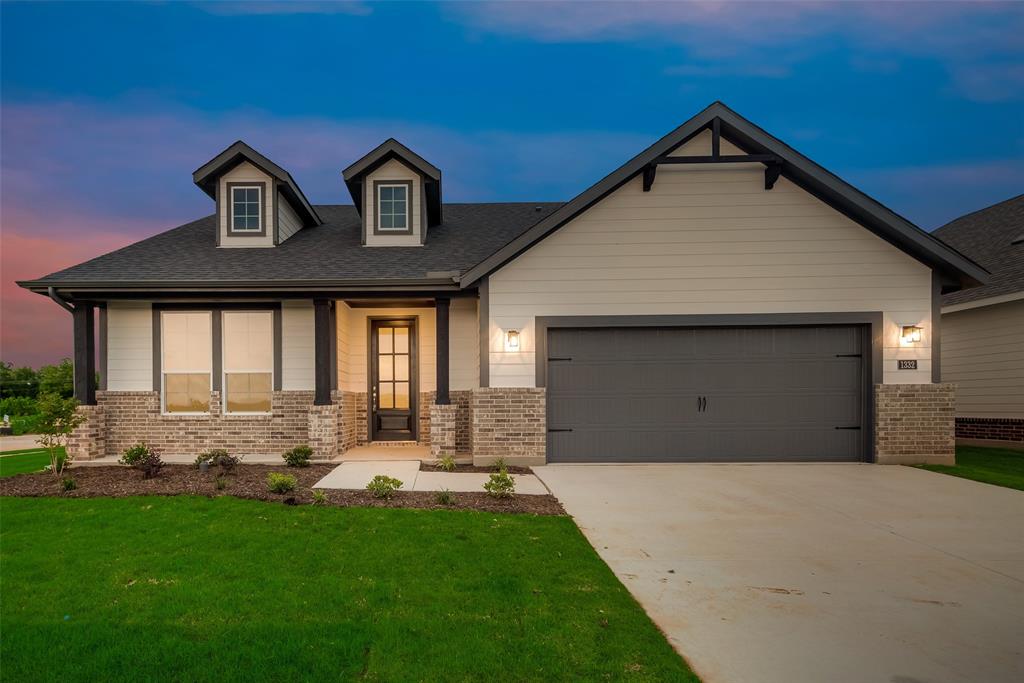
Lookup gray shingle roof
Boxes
[934,194,1024,306]
[28,203,563,287]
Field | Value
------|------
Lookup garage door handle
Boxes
[548,428,573,433]
[835,426,861,430]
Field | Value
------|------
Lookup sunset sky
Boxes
[2,1,1022,367]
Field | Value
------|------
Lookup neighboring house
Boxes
[17,102,987,466]
[933,195,1024,445]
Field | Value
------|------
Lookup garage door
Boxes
[546,325,866,462]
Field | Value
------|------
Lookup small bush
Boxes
[61,476,76,492]
[195,449,225,469]
[484,471,515,498]
[437,455,456,472]
[267,472,297,494]
[136,450,164,480]
[366,475,403,499]
[215,476,227,491]
[283,445,313,468]
[0,396,38,416]
[11,414,44,435]
[492,457,508,473]
[120,443,153,467]
[311,489,328,506]
[434,488,455,505]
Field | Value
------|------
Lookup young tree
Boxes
[38,359,74,398]
[35,392,85,477]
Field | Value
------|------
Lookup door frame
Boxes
[536,312,882,463]
[367,316,419,442]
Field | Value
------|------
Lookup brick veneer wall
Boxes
[874,383,956,465]
[67,405,106,462]
[955,417,1024,443]
[429,403,458,458]
[471,388,546,465]
[93,390,315,459]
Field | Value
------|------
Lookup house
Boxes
[17,102,988,466]
[933,195,1024,445]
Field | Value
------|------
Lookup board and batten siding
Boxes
[941,299,1024,418]
[336,299,478,393]
[487,145,934,387]
[106,302,153,391]
[281,301,315,390]
[277,191,303,244]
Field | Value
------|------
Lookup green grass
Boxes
[0,447,59,477]
[0,496,698,682]
[916,445,1024,491]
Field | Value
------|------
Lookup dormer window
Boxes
[375,181,412,233]
[228,183,265,235]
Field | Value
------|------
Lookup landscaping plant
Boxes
[434,488,455,505]
[267,472,297,494]
[311,489,328,506]
[120,443,152,467]
[437,454,456,472]
[35,392,85,479]
[283,445,313,467]
[215,476,228,491]
[120,443,164,479]
[61,476,76,492]
[366,475,403,499]
[484,469,515,498]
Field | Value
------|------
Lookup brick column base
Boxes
[308,404,339,459]
[430,403,458,459]
[874,383,955,465]
[67,404,106,462]
[471,387,546,466]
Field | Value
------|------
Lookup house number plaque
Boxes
[897,360,918,370]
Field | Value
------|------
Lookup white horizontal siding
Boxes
[281,301,314,390]
[942,300,1024,418]
[488,164,933,387]
[107,302,153,390]
[277,191,303,244]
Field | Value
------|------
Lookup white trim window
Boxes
[231,185,262,231]
[161,311,212,414]
[377,184,408,230]
[222,311,273,414]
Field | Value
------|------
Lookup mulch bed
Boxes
[419,463,533,475]
[0,465,564,516]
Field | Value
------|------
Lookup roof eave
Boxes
[17,276,464,296]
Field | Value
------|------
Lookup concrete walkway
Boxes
[535,463,1024,683]
[313,460,548,494]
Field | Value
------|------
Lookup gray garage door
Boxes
[546,325,866,463]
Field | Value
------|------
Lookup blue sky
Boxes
[1,1,1023,365]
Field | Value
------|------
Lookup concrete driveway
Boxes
[535,464,1024,683]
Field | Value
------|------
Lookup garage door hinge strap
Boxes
[834,426,861,430]
[548,357,573,362]
[547,428,573,433]
[835,353,862,358]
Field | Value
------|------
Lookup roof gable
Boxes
[342,138,443,227]
[193,140,322,227]
[459,101,989,292]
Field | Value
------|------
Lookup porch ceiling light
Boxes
[504,329,520,352]
[901,325,923,344]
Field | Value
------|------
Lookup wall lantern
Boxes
[901,325,923,344]
[504,329,521,352]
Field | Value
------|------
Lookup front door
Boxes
[370,318,417,441]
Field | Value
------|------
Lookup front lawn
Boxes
[0,447,57,477]
[0,496,697,682]
[915,445,1024,491]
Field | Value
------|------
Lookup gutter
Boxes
[47,286,75,313]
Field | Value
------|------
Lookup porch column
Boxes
[73,303,96,405]
[313,298,332,406]
[435,297,450,405]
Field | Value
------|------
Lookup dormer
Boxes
[342,139,442,247]
[193,141,322,248]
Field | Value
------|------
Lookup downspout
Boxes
[48,286,75,313]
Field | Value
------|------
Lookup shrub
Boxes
[215,476,228,491]
[0,396,38,416]
[311,489,328,506]
[36,393,85,478]
[484,471,515,498]
[434,488,455,505]
[283,445,313,468]
[267,472,297,494]
[437,455,456,472]
[11,414,44,435]
[492,457,508,473]
[366,475,403,499]
[195,449,226,469]
[120,443,152,467]
[61,476,76,492]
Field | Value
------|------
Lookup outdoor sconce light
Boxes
[504,329,520,352]
[901,325,923,344]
